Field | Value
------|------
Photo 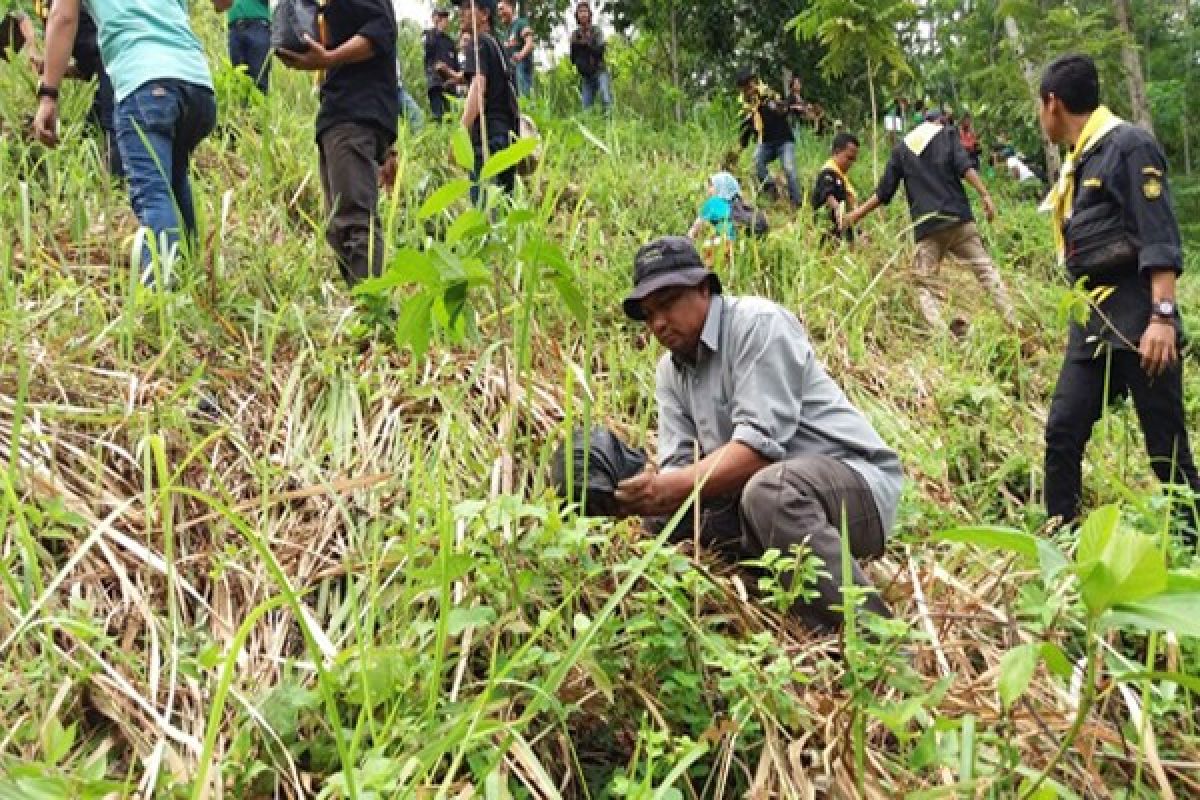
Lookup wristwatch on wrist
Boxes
[1151,299,1177,319]
[36,84,59,100]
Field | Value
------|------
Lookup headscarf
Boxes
[710,172,740,202]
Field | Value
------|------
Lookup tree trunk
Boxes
[1004,15,1061,178]
[1113,0,1154,132]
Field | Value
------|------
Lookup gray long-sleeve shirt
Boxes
[656,294,904,534]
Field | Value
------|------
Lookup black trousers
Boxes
[428,87,450,122]
[1045,349,1199,542]
[650,456,890,630]
[317,122,389,286]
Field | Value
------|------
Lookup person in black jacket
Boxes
[423,7,461,122]
[569,1,610,112]
[1038,54,1198,545]
[278,0,397,287]
[844,109,1015,334]
[736,68,801,209]
[458,0,518,201]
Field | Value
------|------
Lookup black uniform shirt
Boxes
[738,94,794,149]
[874,125,974,242]
[811,166,854,241]
[424,27,458,89]
[316,0,398,143]
[1064,123,1184,360]
[461,32,517,147]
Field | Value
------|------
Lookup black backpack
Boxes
[731,196,769,237]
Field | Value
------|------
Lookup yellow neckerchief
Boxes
[1040,105,1124,264]
[903,121,944,156]
[741,81,777,143]
[823,157,856,205]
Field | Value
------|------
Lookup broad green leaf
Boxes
[1074,505,1166,616]
[355,247,439,294]
[446,208,489,245]
[997,643,1039,709]
[394,291,437,360]
[1036,538,1070,583]
[1039,642,1073,679]
[1076,504,1120,566]
[447,606,496,636]
[481,137,537,179]
[418,179,472,220]
[935,526,1038,559]
[1102,590,1200,637]
[451,126,475,171]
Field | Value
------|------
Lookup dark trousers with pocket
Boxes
[318,122,390,286]
[651,456,890,630]
[1045,350,1199,543]
[228,18,272,94]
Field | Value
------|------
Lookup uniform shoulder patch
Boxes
[1144,178,1163,200]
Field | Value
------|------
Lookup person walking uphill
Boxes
[843,109,1016,335]
[1037,54,1199,546]
[214,0,270,94]
[458,0,518,201]
[34,0,215,288]
[569,1,610,112]
[615,236,904,631]
[278,0,397,287]
[736,68,802,210]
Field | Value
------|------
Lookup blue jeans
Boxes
[228,19,271,93]
[398,85,424,131]
[514,58,534,97]
[116,80,217,278]
[755,140,801,207]
[580,69,612,111]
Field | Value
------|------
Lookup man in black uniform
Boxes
[278,0,397,286]
[811,132,860,243]
[1038,54,1198,545]
[844,109,1015,334]
[423,7,461,122]
[736,68,802,209]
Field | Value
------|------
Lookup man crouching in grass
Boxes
[614,236,903,631]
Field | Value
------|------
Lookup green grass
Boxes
[0,11,1198,799]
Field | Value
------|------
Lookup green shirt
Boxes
[500,16,530,63]
[227,0,268,23]
[84,0,211,102]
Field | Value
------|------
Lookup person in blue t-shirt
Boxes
[33,0,215,288]
[688,172,738,264]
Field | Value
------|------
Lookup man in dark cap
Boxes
[424,7,461,122]
[615,236,904,630]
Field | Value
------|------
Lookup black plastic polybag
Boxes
[271,0,320,52]
[551,427,648,517]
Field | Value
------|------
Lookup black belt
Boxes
[230,18,269,29]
